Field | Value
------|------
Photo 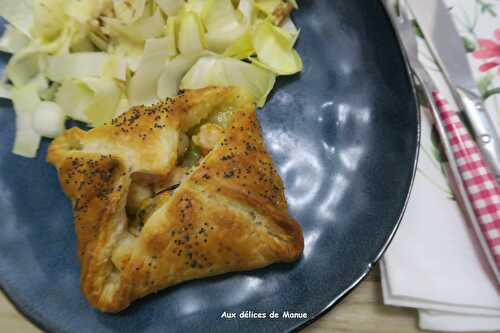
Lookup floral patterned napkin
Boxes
[380,0,500,331]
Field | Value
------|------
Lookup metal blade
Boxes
[407,0,478,94]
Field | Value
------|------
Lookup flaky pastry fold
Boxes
[47,87,303,312]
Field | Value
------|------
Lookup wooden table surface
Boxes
[0,265,432,333]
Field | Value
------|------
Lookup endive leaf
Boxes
[82,78,123,126]
[238,0,255,24]
[128,37,173,106]
[185,0,207,16]
[180,55,276,107]
[55,79,93,122]
[11,81,41,158]
[0,24,30,53]
[32,101,66,138]
[252,21,302,75]
[177,11,205,54]
[103,9,164,43]
[46,52,127,82]
[157,52,204,99]
[223,31,254,59]
[0,0,34,37]
[113,0,146,23]
[155,0,184,16]
[203,0,247,52]
[6,47,47,86]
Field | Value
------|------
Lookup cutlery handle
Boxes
[455,87,500,183]
[433,91,500,268]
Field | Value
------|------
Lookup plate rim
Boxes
[288,4,422,331]
[0,4,422,333]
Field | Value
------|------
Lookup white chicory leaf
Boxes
[281,17,300,45]
[223,31,254,59]
[0,0,34,37]
[32,101,66,138]
[55,79,93,122]
[103,9,164,44]
[203,0,247,53]
[177,11,205,54]
[46,52,127,82]
[113,0,146,23]
[128,37,173,106]
[156,0,184,16]
[254,0,282,16]
[238,0,255,25]
[32,0,68,42]
[10,81,41,158]
[157,52,204,99]
[0,24,31,53]
[82,77,123,127]
[185,0,207,16]
[65,0,110,24]
[6,48,47,87]
[164,17,177,57]
[55,77,123,127]
[108,38,144,72]
[252,20,302,75]
[180,55,276,107]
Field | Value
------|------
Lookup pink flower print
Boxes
[473,29,500,74]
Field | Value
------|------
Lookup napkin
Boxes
[380,0,500,331]
[381,109,500,332]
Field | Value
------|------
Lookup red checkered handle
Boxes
[433,91,500,268]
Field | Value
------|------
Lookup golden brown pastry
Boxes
[47,86,304,313]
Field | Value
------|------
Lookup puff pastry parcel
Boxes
[47,86,304,312]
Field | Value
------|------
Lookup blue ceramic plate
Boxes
[0,1,419,332]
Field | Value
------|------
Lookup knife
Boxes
[381,0,500,284]
[407,0,500,183]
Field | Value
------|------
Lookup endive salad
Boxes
[0,0,302,158]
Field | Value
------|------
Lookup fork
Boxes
[382,1,500,284]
